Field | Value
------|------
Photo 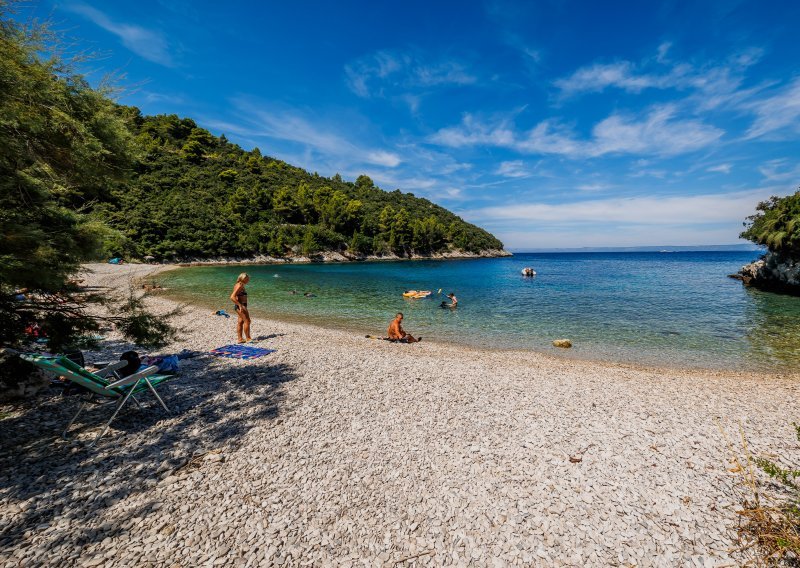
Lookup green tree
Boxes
[348,232,372,256]
[186,127,214,147]
[218,169,238,183]
[273,186,301,223]
[295,183,317,224]
[378,205,396,234]
[181,140,204,163]
[319,190,349,232]
[412,216,445,253]
[741,190,800,256]
[302,227,319,256]
[343,200,364,234]
[0,7,174,361]
[389,208,412,254]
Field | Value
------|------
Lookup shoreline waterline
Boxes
[101,262,799,378]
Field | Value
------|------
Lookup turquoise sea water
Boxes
[158,252,800,371]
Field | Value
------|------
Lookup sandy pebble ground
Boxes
[1,263,799,567]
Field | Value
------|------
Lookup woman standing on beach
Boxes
[230,272,252,343]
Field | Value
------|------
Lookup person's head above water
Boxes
[237,272,250,284]
[447,293,455,298]
[395,312,403,320]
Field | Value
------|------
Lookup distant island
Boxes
[97,113,506,263]
[515,244,763,253]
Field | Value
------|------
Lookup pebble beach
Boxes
[2,262,799,567]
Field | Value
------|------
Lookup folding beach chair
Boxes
[22,354,176,447]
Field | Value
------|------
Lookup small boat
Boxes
[402,290,432,299]
[521,267,536,277]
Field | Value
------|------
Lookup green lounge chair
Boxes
[22,354,176,447]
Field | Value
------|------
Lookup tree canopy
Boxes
[0,8,133,293]
[0,5,173,357]
[741,190,800,258]
[99,113,504,261]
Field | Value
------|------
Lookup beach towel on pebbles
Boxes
[210,345,276,360]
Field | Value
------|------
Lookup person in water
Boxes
[387,312,421,343]
[445,292,458,307]
[230,272,252,343]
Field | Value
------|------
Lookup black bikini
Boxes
[234,287,247,311]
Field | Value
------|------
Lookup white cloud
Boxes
[357,170,437,192]
[575,183,610,192]
[67,3,173,66]
[429,113,515,147]
[207,101,402,169]
[413,61,476,87]
[656,42,672,63]
[495,160,529,178]
[514,120,586,156]
[344,50,476,99]
[554,46,762,101]
[474,188,776,226]
[141,91,186,105]
[345,51,403,97]
[500,32,542,68]
[707,164,732,174]
[431,105,723,158]
[589,105,723,156]
[745,78,800,139]
[199,103,483,205]
[365,151,402,168]
[758,159,800,182]
[554,61,670,94]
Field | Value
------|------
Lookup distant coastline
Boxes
[512,244,764,253]
[135,248,512,267]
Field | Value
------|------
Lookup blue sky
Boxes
[20,0,800,248]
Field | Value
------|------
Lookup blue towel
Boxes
[210,344,276,359]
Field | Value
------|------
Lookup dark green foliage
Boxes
[0,9,133,291]
[302,227,319,256]
[0,6,175,367]
[113,294,178,349]
[741,190,800,257]
[349,232,372,256]
[104,114,504,260]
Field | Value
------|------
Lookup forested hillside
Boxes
[99,112,505,261]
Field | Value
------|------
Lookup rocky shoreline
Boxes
[2,263,799,566]
[731,251,800,295]
[141,248,512,267]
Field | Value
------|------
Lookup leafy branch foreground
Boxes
[0,283,180,397]
[0,3,178,399]
[721,422,800,566]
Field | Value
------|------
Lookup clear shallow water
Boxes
[158,252,800,371]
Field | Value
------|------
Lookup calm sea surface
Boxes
[158,252,800,371]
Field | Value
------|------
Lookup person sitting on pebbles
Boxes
[387,312,421,343]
